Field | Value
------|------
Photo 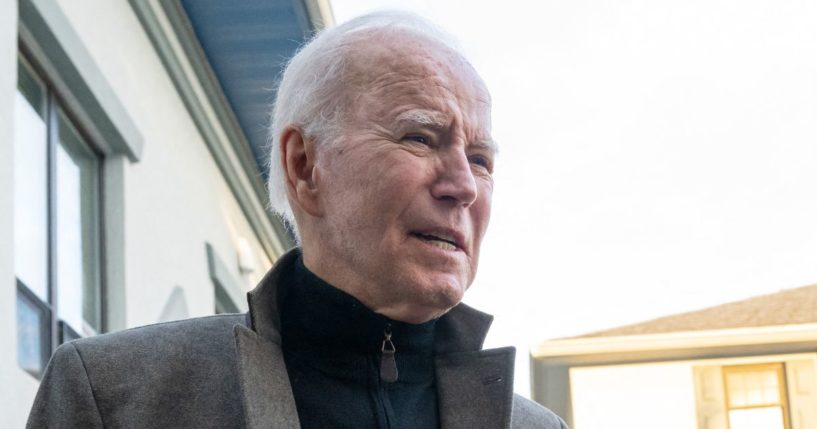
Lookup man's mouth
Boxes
[411,232,460,251]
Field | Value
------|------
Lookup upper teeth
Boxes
[429,240,456,251]
[419,233,457,250]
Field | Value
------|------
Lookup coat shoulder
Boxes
[46,314,249,428]
[65,313,248,385]
[512,394,568,429]
[72,313,246,352]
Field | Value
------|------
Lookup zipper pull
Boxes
[380,325,398,383]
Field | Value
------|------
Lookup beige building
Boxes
[532,284,817,429]
[1,1,332,426]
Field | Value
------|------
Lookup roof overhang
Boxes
[129,0,335,258]
[532,323,817,366]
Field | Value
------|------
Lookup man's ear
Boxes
[280,126,322,217]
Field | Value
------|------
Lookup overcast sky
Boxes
[330,0,817,396]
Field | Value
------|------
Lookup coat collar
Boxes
[236,248,515,428]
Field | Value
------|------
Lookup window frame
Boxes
[15,279,52,379]
[15,49,105,379]
[722,362,792,429]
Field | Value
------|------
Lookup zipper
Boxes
[380,324,398,383]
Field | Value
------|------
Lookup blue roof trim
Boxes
[180,0,315,179]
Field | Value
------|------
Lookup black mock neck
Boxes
[279,255,440,429]
[280,256,436,356]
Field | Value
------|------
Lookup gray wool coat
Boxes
[27,250,567,429]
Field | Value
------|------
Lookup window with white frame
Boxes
[15,53,102,378]
[723,363,790,429]
[694,358,817,429]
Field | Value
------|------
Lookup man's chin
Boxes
[430,284,466,311]
[399,282,467,323]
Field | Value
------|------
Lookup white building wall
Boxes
[54,1,271,328]
[570,361,698,429]
[3,1,275,425]
[1,3,44,429]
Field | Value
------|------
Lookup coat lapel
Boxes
[436,347,516,429]
[234,325,300,429]
[235,248,515,428]
[434,304,516,429]
[234,250,301,428]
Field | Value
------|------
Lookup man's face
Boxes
[309,36,494,323]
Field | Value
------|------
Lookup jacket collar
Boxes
[237,248,515,428]
[246,248,496,351]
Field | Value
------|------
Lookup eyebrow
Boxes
[473,139,499,155]
[395,110,447,129]
[394,109,498,154]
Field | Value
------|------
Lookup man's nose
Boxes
[430,147,478,206]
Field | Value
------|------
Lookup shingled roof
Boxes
[575,283,817,339]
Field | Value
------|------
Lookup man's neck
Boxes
[300,246,451,324]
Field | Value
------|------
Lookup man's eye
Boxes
[404,135,429,145]
[469,155,492,171]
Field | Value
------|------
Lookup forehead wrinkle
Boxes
[342,36,494,151]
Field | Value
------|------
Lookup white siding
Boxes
[570,362,698,429]
[0,4,42,429]
[2,1,275,425]
[54,0,271,328]
[0,0,16,372]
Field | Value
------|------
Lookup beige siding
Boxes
[570,362,698,429]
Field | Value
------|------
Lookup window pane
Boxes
[727,372,748,407]
[728,407,785,429]
[16,285,49,377]
[726,367,781,407]
[56,109,101,334]
[14,60,48,302]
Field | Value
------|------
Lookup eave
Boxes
[532,323,817,366]
[128,0,334,259]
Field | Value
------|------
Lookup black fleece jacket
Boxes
[280,256,440,429]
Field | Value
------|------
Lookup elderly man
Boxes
[28,11,566,429]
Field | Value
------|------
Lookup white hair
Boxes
[267,10,467,238]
